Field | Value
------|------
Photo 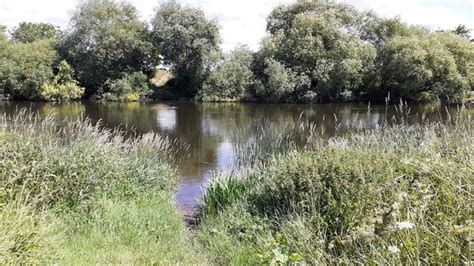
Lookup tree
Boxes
[452,25,471,40]
[200,46,257,102]
[11,22,58,43]
[256,0,376,102]
[0,25,7,42]
[151,0,221,97]
[256,58,296,101]
[0,39,57,99]
[61,0,157,96]
[379,32,473,103]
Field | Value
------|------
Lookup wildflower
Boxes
[398,192,408,201]
[388,245,400,254]
[361,231,376,238]
[395,221,415,230]
[391,202,400,210]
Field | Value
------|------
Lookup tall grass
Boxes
[198,106,473,264]
[0,110,206,264]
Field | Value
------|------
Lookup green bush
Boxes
[0,39,57,100]
[380,32,472,103]
[198,110,472,264]
[103,71,151,102]
[39,61,84,101]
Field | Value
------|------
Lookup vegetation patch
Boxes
[197,108,473,264]
[0,111,205,264]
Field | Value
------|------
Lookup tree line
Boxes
[0,0,472,103]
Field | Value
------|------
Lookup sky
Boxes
[0,0,472,51]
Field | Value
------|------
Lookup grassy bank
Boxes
[0,111,206,264]
[1,107,472,264]
[197,107,473,264]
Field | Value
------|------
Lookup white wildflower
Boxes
[361,231,376,238]
[391,202,400,210]
[398,192,408,201]
[388,245,400,254]
[395,221,415,230]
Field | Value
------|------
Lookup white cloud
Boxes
[194,0,295,51]
[0,0,472,51]
[344,0,473,31]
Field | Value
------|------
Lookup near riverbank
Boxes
[1,107,472,264]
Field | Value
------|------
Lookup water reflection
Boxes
[0,101,469,211]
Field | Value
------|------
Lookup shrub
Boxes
[0,39,57,100]
[39,61,84,101]
[103,72,151,102]
[380,33,472,103]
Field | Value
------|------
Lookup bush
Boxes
[380,33,472,103]
[39,61,84,101]
[103,72,151,102]
[198,110,472,264]
[0,39,57,100]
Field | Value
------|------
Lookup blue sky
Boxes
[0,0,472,51]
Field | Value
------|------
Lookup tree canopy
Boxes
[200,46,257,101]
[151,0,221,96]
[61,0,156,96]
[11,22,58,43]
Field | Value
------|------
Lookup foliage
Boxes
[379,32,473,103]
[256,58,297,101]
[39,60,84,101]
[2,0,472,103]
[0,25,7,41]
[11,22,58,43]
[151,0,221,97]
[451,24,471,40]
[61,0,157,96]
[198,109,472,264]
[200,46,257,102]
[0,39,57,100]
[103,71,151,102]
[255,0,377,102]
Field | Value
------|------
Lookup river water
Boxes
[0,101,465,211]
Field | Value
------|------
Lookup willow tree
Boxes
[61,0,156,96]
[151,1,221,97]
[11,22,58,43]
[255,0,376,102]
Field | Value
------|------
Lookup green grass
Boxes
[197,107,473,264]
[59,193,206,265]
[0,111,206,264]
